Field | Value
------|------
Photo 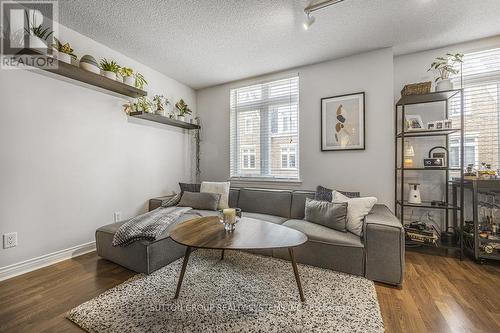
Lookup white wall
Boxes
[197,48,394,206]
[0,24,196,268]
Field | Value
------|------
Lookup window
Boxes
[449,135,479,168]
[230,76,299,180]
[281,145,297,169]
[241,146,256,169]
[449,48,500,170]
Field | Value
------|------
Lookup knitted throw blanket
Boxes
[112,206,192,247]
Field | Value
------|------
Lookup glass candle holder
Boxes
[218,208,242,232]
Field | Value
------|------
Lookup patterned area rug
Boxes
[67,250,383,332]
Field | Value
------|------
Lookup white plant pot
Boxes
[123,76,135,86]
[177,115,185,122]
[29,35,47,52]
[102,70,117,80]
[436,79,453,92]
[80,62,100,74]
[57,52,72,64]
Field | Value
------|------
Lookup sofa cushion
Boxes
[304,198,348,232]
[291,191,315,219]
[238,188,292,218]
[283,219,363,248]
[242,212,287,225]
[178,191,221,210]
[228,188,240,208]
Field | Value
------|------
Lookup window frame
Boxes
[230,75,300,181]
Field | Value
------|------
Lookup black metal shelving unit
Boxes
[452,179,500,262]
[395,89,465,258]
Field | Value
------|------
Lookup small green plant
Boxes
[119,67,134,77]
[24,10,53,41]
[175,99,192,116]
[428,53,464,82]
[100,58,120,73]
[122,101,137,114]
[52,38,76,58]
[137,97,153,113]
[134,72,148,89]
[153,95,165,111]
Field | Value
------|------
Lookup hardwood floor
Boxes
[0,251,499,333]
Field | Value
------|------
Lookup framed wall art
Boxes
[321,92,365,151]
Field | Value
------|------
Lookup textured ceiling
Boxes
[58,0,500,89]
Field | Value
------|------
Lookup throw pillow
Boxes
[315,185,361,201]
[304,198,348,232]
[314,185,333,202]
[177,191,221,211]
[179,183,201,195]
[333,191,377,236]
[160,193,181,208]
[200,181,230,209]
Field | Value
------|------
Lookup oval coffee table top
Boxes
[170,216,307,250]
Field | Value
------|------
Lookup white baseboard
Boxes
[0,241,96,282]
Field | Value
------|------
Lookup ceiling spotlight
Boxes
[303,0,345,30]
[303,14,315,30]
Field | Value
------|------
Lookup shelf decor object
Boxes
[15,50,147,98]
[395,89,465,257]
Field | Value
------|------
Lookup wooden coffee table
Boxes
[170,216,308,301]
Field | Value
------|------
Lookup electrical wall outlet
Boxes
[3,232,17,249]
[114,212,122,222]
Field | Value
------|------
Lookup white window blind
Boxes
[230,76,299,180]
[449,48,500,170]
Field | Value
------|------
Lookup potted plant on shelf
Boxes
[52,38,76,64]
[175,99,192,122]
[134,72,148,90]
[153,95,170,116]
[428,53,463,91]
[99,58,120,80]
[24,10,53,52]
[119,67,135,86]
[122,101,137,115]
[136,97,153,113]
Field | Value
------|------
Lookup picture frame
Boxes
[321,92,365,151]
[405,115,424,131]
[435,120,444,130]
[427,122,435,130]
[444,119,452,129]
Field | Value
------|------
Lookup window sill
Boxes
[229,177,302,187]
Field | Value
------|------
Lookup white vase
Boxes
[57,52,72,64]
[177,115,185,122]
[102,71,117,80]
[123,76,135,86]
[436,79,453,92]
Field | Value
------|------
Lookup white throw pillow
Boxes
[332,191,377,236]
[200,181,230,209]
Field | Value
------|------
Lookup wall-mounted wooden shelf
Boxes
[129,112,200,130]
[15,51,147,98]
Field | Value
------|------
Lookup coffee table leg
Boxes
[288,247,305,302]
[221,249,225,260]
[174,246,192,299]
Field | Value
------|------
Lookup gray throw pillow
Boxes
[179,183,201,195]
[304,198,348,232]
[314,185,360,201]
[177,191,221,210]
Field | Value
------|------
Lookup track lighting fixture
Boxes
[303,0,345,30]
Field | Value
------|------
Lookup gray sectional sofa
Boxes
[96,188,404,286]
